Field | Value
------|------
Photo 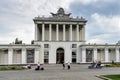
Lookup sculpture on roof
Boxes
[51,8,71,18]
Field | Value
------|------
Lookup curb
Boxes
[95,75,112,80]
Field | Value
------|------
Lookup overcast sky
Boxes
[0,0,120,44]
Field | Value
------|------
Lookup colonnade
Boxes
[35,23,85,41]
[0,47,40,65]
[81,47,120,63]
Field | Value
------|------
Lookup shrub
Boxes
[0,66,24,71]
[106,63,120,67]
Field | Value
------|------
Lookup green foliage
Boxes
[106,63,120,67]
[0,66,24,71]
[102,74,120,80]
[31,40,34,44]
[15,38,22,44]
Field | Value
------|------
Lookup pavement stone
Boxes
[0,64,120,80]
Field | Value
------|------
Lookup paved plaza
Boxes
[0,64,120,80]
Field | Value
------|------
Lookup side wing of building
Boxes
[0,44,41,65]
[80,44,120,63]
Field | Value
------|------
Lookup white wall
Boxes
[36,41,84,64]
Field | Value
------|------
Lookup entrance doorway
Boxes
[56,48,64,64]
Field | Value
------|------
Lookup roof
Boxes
[33,8,87,23]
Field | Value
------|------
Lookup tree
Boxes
[31,40,34,44]
[14,38,22,44]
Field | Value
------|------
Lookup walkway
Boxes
[0,64,120,80]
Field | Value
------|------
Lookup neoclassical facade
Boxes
[0,8,120,65]
[33,8,87,64]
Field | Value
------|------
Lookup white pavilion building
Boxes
[0,8,120,65]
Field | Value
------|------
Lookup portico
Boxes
[34,8,86,42]
[33,8,87,64]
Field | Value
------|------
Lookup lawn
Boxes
[102,74,120,80]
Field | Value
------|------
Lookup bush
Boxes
[0,66,24,71]
[106,63,120,67]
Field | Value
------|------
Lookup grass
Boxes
[0,66,24,71]
[102,74,120,80]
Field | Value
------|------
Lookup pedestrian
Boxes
[67,62,70,70]
[27,64,31,69]
[35,62,40,70]
[62,62,65,69]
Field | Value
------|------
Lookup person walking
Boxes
[62,62,65,69]
[35,62,40,70]
[67,62,70,70]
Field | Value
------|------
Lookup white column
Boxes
[8,48,13,64]
[82,47,86,63]
[21,48,26,64]
[63,24,66,41]
[76,24,79,41]
[49,24,52,41]
[56,24,59,41]
[116,47,119,62]
[42,24,45,41]
[35,24,38,40]
[79,27,82,41]
[70,24,72,41]
[34,48,40,63]
[82,26,85,41]
[105,48,109,62]
[93,48,97,61]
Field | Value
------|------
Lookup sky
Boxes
[0,0,120,44]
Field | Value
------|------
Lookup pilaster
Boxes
[21,48,26,64]
[105,47,109,62]
[93,48,97,61]
[116,47,119,62]
[82,47,86,63]
[34,48,40,63]
[8,48,13,64]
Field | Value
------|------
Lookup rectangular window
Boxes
[44,51,49,63]
[72,44,77,48]
[27,49,34,63]
[44,44,49,48]
[72,51,76,63]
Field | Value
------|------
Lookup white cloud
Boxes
[76,0,116,5]
[0,0,119,44]
[91,13,120,32]
[86,13,120,44]
[0,0,74,44]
